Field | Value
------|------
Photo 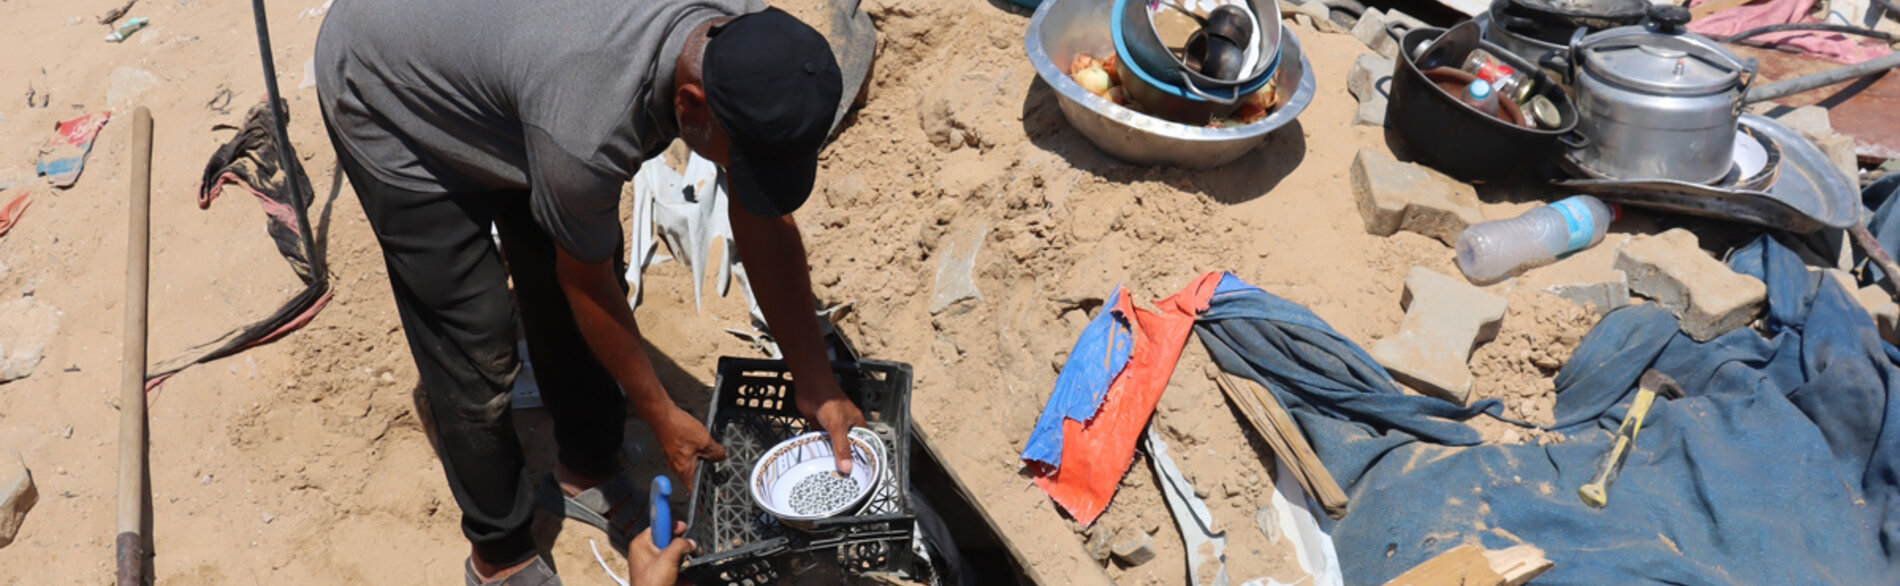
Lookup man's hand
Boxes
[728,207,869,475]
[627,521,695,586]
[653,406,727,483]
[554,249,728,483]
[795,376,868,475]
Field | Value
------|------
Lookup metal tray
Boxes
[1555,114,1859,233]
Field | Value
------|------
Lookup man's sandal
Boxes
[465,556,562,586]
[534,474,648,551]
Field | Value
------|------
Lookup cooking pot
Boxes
[1114,0,1281,104]
[1480,7,1569,82]
[1386,22,1581,183]
[1566,5,1756,184]
[1501,0,1646,36]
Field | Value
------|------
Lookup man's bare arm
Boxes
[728,206,867,473]
[555,249,726,481]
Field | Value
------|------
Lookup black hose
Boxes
[1875,0,1900,23]
[1721,22,1898,45]
[248,0,324,279]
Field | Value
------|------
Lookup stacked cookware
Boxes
[1111,0,1283,123]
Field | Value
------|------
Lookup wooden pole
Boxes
[115,106,153,586]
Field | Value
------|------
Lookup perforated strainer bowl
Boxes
[747,427,885,532]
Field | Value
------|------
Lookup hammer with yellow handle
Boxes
[1579,370,1681,509]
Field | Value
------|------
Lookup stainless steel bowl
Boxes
[1026,0,1314,168]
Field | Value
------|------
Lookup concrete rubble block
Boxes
[1857,286,1899,344]
[0,297,61,384]
[1349,54,1395,103]
[1110,529,1157,567]
[1084,527,1113,563]
[1369,267,1508,403]
[1355,9,1423,58]
[1351,9,1388,54]
[1350,149,1485,246]
[1521,234,1632,315]
[1614,229,1767,342]
[1,450,36,549]
[1772,105,1834,142]
[1354,96,1388,127]
[929,220,988,315]
[1817,134,1860,182]
[1854,287,1900,346]
[1292,0,1343,34]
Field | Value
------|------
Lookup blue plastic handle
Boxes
[650,476,673,550]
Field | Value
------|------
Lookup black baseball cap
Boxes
[703,8,842,218]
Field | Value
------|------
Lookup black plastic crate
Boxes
[683,357,915,585]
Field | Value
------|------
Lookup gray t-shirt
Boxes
[315,0,764,263]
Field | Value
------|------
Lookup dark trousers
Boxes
[327,123,628,566]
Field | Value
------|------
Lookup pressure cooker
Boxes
[1566,5,1756,184]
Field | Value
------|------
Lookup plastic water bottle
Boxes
[1455,195,1617,283]
[1462,80,1500,116]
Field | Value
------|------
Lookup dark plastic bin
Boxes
[682,357,915,585]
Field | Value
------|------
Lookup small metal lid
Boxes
[1528,95,1561,128]
[1576,6,1746,96]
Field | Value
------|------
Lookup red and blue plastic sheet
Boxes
[1023,271,1225,526]
[1021,285,1134,469]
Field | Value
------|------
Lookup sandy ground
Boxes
[0,0,1633,584]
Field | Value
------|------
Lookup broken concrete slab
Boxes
[1353,8,1423,58]
[1350,149,1485,246]
[1349,54,1394,103]
[1351,9,1389,55]
[1519,234,1632,315]
[1857,286,1899,344]
[0,450,35,549]
[1817,133,1860,182]
[0,297,59,384]
[1370,267,1508,403]
[1110,529,1156,567]
[1772,105,1834,142]
[1084,528,1113,564]
[1615,229,1766,342]
[1354,96,1387,127]
[1293,0,1342,34]
[930,221,988,314]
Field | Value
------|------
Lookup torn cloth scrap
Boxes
[1689,0,1893,64]
[36,112,110,188]
[199,100,319,281]
[148,99,331,391]
[0,191,28,237]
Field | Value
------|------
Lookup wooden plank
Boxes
[1728,44,1900,161]
[1215,371,1350,518]
[1384,544,1552,586]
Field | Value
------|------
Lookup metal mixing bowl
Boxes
[1026,0,1314,168]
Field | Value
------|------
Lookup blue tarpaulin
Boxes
[1195,181,1900,583]
[1022,286,1132,468]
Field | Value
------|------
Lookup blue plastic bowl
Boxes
[1110,0,1276,104]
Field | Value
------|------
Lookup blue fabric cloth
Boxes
[1021,286,1133,468]
[1196,247,1900,583]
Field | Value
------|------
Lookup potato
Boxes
[1102,54,1121,86]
